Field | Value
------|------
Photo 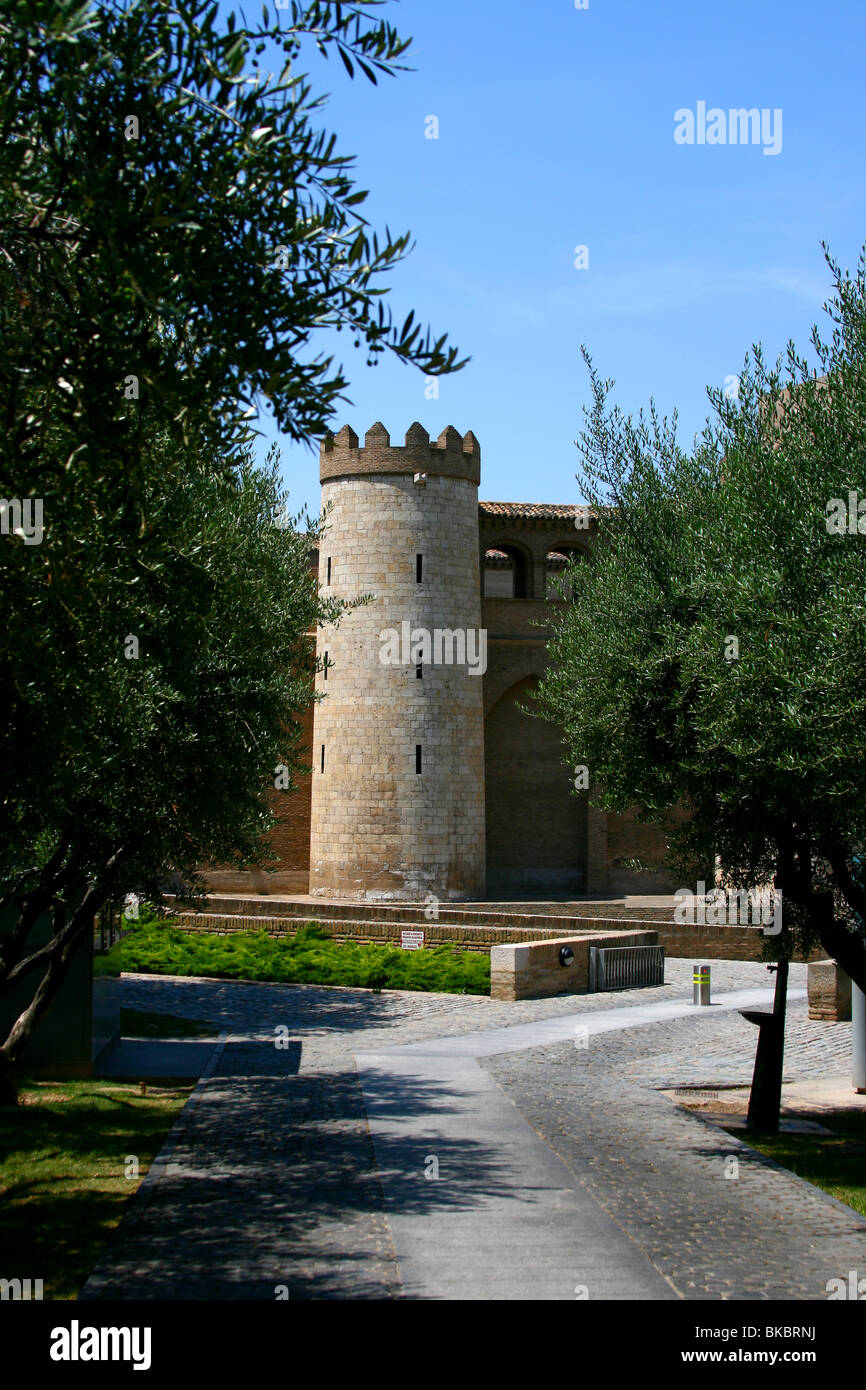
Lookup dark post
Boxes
[741,959,789,1132]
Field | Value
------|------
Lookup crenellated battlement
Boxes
[320,421,481,485]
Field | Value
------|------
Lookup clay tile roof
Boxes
[479,501,593,520]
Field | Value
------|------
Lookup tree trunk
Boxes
[0,893,99,1106]
[818,914,866,996]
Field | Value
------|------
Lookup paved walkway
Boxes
[80,961,866,1301]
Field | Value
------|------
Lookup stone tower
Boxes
[309,422,486,901]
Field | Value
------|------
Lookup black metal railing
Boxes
[588,944,665,992]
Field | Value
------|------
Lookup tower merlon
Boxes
[320,422,481,485]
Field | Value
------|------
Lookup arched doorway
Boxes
[484,676,587,897]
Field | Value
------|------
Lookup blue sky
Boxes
[248,0,866,518]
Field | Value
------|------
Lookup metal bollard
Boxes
[693,964,711,1006]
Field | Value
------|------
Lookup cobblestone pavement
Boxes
[119,957,800,1067]
[80,961,865,1300]
[618,1004,853,1090]
[82,1056,401,1300]
[484,1014,866,1301]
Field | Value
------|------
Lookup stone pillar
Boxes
[529,544,548,600]
[807,960,852,1021]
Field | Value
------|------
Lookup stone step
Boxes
[166,911,611,951]
[159,896,774,963]
[163,889,673,955]
[171,893,671,933]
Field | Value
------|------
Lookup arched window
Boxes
[546,547,582,599]
[482,545,529,598]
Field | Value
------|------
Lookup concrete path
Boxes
[79,963,865,1301]
[354,988,805,1300]
[357,1049,674,1299]
[359,987,805,1061]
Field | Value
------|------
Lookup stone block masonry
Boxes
[310,424,485,901]
[490,930,659,1000]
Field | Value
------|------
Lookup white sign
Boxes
[401,930,424,951]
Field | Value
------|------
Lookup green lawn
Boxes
[0,1079,190,1299]
[727,1110,866,1216]
[122,918,491,995]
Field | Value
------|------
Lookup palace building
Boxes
[204,423,674,902]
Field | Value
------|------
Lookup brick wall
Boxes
[263,701,314,889]
[606,808,677,892]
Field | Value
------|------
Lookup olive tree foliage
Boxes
[0,0,464,1098]
[538,245,866,989]
[0,430,343,1096]
[0,0,463,477]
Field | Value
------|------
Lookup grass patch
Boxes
[121,1008,217,1039]
[726,1110,866,1216]
[122,920,490,995]
[0,1078,190,1299]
